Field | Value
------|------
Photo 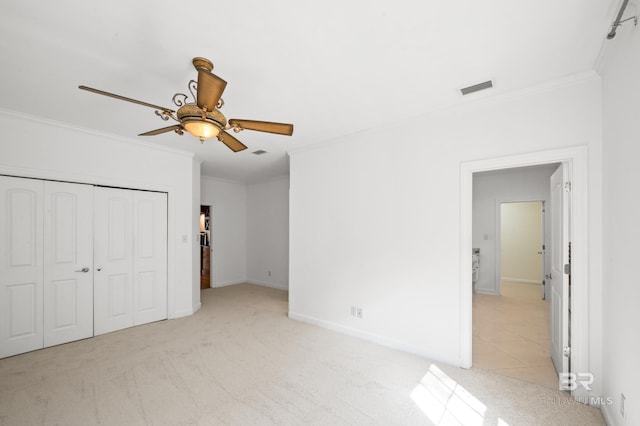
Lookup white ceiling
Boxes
[0,0,619,183]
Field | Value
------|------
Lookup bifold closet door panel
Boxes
[43,181,94,347]
[133,191,167,326]
[94,187,134,335]
[94,187,168,335]
[0,176,44,358]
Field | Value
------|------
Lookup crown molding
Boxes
[0,107,195,159]
[288,70,601,157]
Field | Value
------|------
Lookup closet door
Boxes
[133,191,167,326]
[94,187,167,335]
[0,177,44,358]
[43,181,94,347]
[94,187,134,335]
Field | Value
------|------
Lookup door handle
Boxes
[75,267,90,273]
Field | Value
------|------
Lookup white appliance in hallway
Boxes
[472,248,480,290]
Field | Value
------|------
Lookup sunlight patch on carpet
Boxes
[410,364,505,426]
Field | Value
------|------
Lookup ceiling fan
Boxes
[79,57,293,152]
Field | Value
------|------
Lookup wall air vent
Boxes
[252,150,268,155]
[460,80,493,96]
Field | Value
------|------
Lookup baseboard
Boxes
[213,279,247,288]
[600,403,617,426]
[288,311,446,363]
[473,288,500,295]
[501,277,542,285]
[210,280,288,291]
[247,279,288,291]
[171,302,201,319]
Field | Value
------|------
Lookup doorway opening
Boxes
[460,146,590,401]
[200,205,212,289]
[499,200,545,298]
[473,191,555,388]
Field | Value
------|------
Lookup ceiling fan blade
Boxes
[228,119,294,136]
[79,86,175,113]
[197,69,227,112]
[139,124,183,136]
[218,131,248,152]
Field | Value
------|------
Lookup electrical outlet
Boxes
[356,307,363,319]
[350,306,356,317]
[621,393,626,418]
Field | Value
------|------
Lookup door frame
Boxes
[460,146,589,401]
[209,203,214,288]
[200,203,214,289]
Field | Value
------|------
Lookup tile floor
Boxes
[473,281,559,390]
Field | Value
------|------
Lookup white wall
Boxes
[192,158,202,310]
[599,23,640,426]
[0,110,200,318]
[200,177,247,286]
[200,176,291,290]
[472,165,555,294]
[247,178,290,290]
[289,73,602,367]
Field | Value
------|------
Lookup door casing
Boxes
[460,146,591,401]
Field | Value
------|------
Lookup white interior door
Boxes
[540,202,546,300]
[94,187,134,335]
[550,164,570,376]
[0,177,44,358]
[43,181,94,347]
[132,191,167,325]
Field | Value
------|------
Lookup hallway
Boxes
[473,281,558,390]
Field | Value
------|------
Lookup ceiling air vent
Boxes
[252,150,268,155]
[460,80,493,96]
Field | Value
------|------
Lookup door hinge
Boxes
[564,181,572,192]
[563,346,571,357]
[564,263,571,274]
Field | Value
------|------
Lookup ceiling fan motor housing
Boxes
[192,57,214,72]
[177,104,227,129]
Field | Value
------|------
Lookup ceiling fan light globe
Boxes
[184,120,220,140]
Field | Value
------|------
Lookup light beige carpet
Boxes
[0,284,604,425]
